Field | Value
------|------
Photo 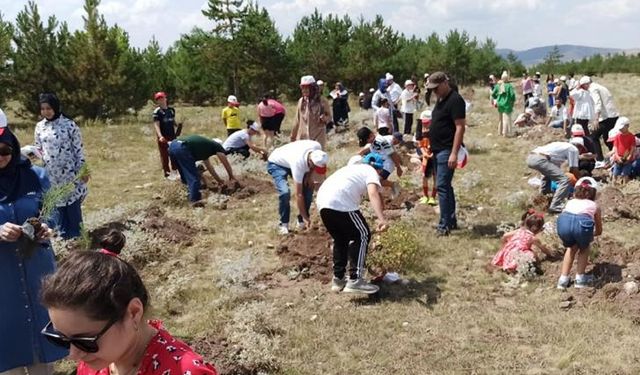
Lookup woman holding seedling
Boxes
[0,122,68,375]
[34,93,89,239]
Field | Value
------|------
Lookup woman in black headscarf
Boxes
[0,122,68,375]
[34,93,89,239]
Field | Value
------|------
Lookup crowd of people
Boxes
[0,65,637,375]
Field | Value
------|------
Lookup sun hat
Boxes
[227,95,239,104]
[309,150,328,174]
[357,127,373,147]
[607,128,620,143]
[579,76,591,86]
[426,71,447,89]
[613,116,630,132]
[575,176,599,192]
[300,75,316,86]
[153,91,167,100]
[404,79,415,87]
[571,124,585,136]
[362,153,385,170]
[385,73,394,81]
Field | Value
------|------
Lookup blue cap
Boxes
[362,153,384,170]
[378,78,387,92]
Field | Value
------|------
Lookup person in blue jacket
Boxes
[0,122,68,375]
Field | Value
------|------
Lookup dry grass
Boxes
[8,74,640,374]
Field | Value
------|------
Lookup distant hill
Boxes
[496,45,625,66]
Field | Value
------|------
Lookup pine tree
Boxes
[0,13,13,107]
[543,45,563,74]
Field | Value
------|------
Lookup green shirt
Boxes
[492,82,516,114]
[177,135,224,161]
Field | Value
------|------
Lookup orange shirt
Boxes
[419,138,433,165]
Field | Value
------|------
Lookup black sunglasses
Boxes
[0,145,12,156]
[41,319,117,353]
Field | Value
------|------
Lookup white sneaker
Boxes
[594,161,606,169]
[296,220,306,230]
[166,171,180,181]
[278,224,289,235]
[343,278,380,294]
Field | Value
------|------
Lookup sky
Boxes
[1,0,639,51]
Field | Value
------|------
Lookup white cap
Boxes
[227,95,238,104]
[579,76,591,86]
[575,176,599,192]
[613,116,630,133]
[607,128,620,142]
[310,150,328,166]
[369,88,375,93]
[553,78,560,83]
[569,137,584,147]
[385,73,394,80]
[535,71,541,75]
[560,75,567,81]
[420,110,432,120]
[0,108,6,128]
[571,124,585,136]
[316,79,324,86]
[300,75,316,86]
[404,79,414,87]
[249,122,260,131]
[424,73,430,78]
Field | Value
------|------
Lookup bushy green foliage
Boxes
[369,222,420,272]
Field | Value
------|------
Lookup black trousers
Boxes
[403,112,414,135]
[320,208,371,280]
[576,118,590,137]
[225,145,250,159]
[591,117,617,161]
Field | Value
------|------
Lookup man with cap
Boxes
[152,91,181,180]
[316,153,389,294]
[267,140,328,235]
[527,141,581,213]
[222,95,242,136]
[570,76,595,137]
[425,72,466,235]
[222,121,267,159]
[588,79,619,163]
[168,135,237,206]
[386,73,403,131]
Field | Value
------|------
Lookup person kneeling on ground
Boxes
[556,177,602,289]
[316,153,389,295]
[40,251,219,375]
[168,135,236,205]
[267,140,328,235]
[526,140,581,213]
[357,126,403,198]
[222,121,267,159]
[491,209,553,273]
[514,108,538,127]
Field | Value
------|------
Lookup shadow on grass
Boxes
[352,275,446,308]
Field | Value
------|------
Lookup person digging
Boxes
[316,152,389,294]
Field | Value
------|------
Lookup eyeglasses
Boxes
[41,319,118,353]
[0,146,12,156]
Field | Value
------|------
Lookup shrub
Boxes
[368,222,420,273]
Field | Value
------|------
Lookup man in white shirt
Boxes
[589,80,620,162]
[546,97,568,131]
[267,140,328,234]
[222,121,267,159]
[570,76,595,137]
[317,153,388,294]
[526,141,581,213]
[386,72,402,131]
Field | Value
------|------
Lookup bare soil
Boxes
[191,336,278,375]
[141,206,198,245]
[203,176,272,200]
[273,228,333,283]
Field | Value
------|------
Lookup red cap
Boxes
[314,166,327,175]
[154,92,167,100]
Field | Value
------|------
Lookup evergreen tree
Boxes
[542,45,563,74]
[0,13,13,107]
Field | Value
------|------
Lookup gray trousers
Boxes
[526,154,570,211]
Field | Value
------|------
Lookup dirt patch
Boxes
[203,176,272,200]
[141,206,197,245]
[516,126,564,144]
[272,228,333,283]
[191,336,278,375]
[384,189,421,211]
[598,186,640,221]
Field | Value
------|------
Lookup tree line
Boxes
[10,0,632,120]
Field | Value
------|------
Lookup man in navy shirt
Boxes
[153,91,181,179]
[425,72,466,236]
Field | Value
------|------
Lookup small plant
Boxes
[17,164,91,258]
[368,222,420,275]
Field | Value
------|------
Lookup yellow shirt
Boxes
[221,106,241,130]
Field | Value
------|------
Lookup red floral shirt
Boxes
[77,321,217,375]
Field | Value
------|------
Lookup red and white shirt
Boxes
[77,321,218,375]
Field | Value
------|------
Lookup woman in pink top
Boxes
[257,94,286,149]
[556,177,602,289]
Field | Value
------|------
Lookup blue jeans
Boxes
[267,162,313,226]
[169,141,201,202]
[52,198,83,239]
[435,149,457,231]
[557,212,594,249]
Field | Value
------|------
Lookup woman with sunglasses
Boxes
[40,251,218,375]
[0,121,67,375]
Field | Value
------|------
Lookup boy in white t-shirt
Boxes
[356,126,403,197]
[267,140,328,234]
[374,98,393,135]
[222,121,267,159]
[317,153,389,295]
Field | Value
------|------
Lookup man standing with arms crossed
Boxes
[424,72,466,236]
